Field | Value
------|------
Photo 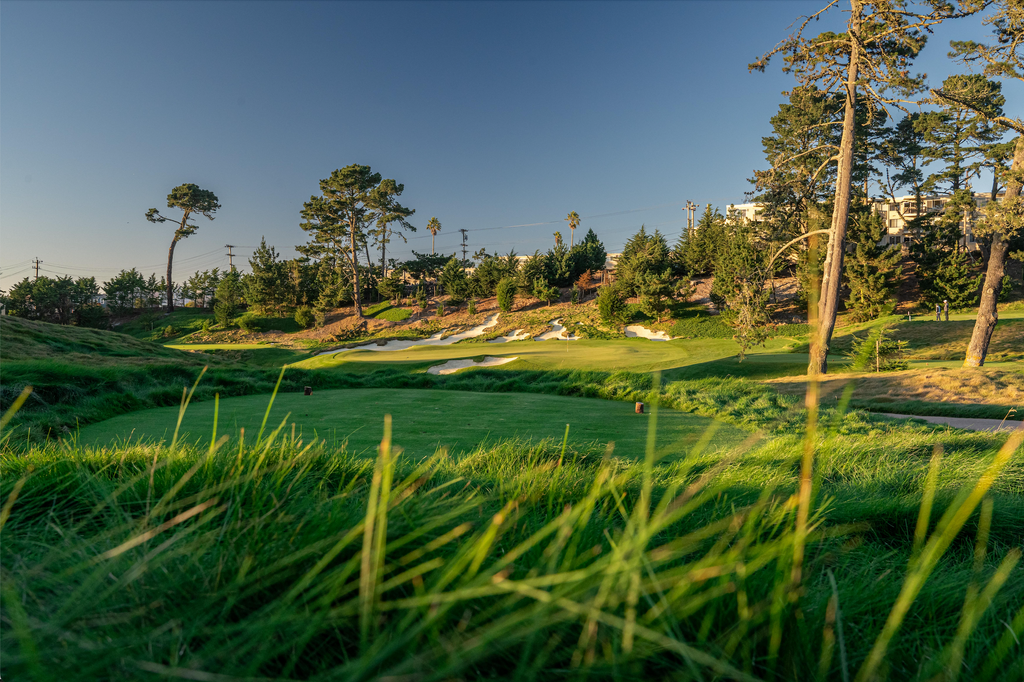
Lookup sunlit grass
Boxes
[2,377,1022,680]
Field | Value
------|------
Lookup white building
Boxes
[870,193,1003,252]
[725,194,1002,252]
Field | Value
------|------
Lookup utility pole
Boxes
[225,245,236,272]
[33,257,42,280]
[684,201,697,231]
[458,229,469,263]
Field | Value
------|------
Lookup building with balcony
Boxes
[724,193,1003,252]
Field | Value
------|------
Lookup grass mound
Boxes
[364,301,413,321]
[3,409,1022,680]
[0,315,183,361]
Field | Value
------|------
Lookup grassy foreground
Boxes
[3,392,1023,680]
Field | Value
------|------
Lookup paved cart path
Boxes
[879,413,1022,432]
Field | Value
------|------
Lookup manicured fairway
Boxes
[291,337,800,376]
[76,388,749,460]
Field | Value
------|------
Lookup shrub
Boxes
[75,305,110,330]
[467,299,477,315]
[496,277,517,312]
[236,313,260,333]
[436,301,445,318]
[161,325,180,338]
[214,302,233,327]
[597,285,627,326]
[294,306,314,329]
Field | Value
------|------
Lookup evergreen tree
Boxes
[597,285,628,326]
[638,270,676,323]
[579,228,607,274]
[517,251,546,290]
[753,0,982,374]
[674,206,726,276]
[616,226,670,296]
[751,86,842,245]
[845,212,902,321]
[145,183,220,313]
[496,277,517,312]
[710,224,773,361]
[917,74,1006,194]
[299,165,412,318]
[245,238,289,314]
[214,271,242,326]
[911,191,983,310]
[439,257,470,303]
[532,278,560,307]
[378,271,405,305]
[103,268,148,316]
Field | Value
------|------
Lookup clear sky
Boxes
[1,1,1018,288]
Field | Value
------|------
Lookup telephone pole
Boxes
[458,229,469,263]
[33,257,42,280]
[684,201,697,230]
[225,245,236,271]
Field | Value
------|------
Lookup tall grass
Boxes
[2,377,1022,680]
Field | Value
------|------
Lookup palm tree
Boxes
[566,211,580,247]
[427,217,442,254]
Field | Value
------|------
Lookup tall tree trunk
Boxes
[964,136,1023,367]
[166,237,178,313]
[431,233,435,255]
[350,220,363,318]
[809,11,860,376]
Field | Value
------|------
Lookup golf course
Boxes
[4,0,1024,676]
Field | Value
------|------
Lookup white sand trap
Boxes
[427,356,518,375]
[488,329,530,343]
[534,319,580,341]
[625,325,674,341]
[317,313,500,356]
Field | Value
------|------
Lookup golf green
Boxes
[77,388,749,461]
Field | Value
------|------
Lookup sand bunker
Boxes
[317,313,500,356]
[427,356,519,375]
[624,325,674,341]
[488,329,530,343]
[534,319,580,341]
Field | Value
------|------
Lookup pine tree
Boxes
[845,212,902,321]
[638,270,676,323]
[752,0,983,374]
[911,191,982,310]
[674,206,726,276]
[617,226,670,296]
[245,238,289,314]
[710,223,773,361]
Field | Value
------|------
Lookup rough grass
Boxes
[115,307,216,341]
[827,317,1024,363]
[3,411,1022,681]
[768,368,1024,419]
[1,315,185,361]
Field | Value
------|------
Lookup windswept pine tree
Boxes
[930,0,1024,366]
[752,0,983,374]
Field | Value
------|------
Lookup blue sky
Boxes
[1,1,1018,287]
